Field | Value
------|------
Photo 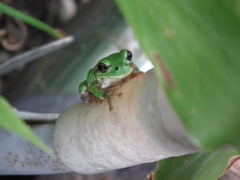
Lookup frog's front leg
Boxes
[79,81,102,105]
[79,80,89,98]
[88,85,107,100]
[89,85,114,111]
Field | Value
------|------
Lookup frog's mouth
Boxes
[98,69,133,89]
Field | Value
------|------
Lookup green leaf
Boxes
[116,0,240,149]
[0,2,63,38]
[153,149,239,180]
[0,96,55,158]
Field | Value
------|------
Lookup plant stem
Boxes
[0,2,63,38]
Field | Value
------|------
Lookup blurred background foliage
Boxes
[116,0,240,179]
[0,96,55,157]
[116,0,240,151]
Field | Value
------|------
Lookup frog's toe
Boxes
[81,90,89,98]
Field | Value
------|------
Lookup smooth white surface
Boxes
[54,70,199,174]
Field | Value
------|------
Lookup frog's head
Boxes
[95,49,135,88]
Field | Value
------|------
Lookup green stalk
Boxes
[0,2,63,38]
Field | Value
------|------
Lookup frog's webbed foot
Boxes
[104,89,124,111]
[107,98,114,111]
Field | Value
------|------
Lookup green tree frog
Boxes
[79,49,141,107]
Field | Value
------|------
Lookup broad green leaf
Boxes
[116,0,240,149]
[0,96,55,158]
[153,149,239,180]
[0,2,63,38]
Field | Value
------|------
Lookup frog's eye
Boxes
[126,50,132,61]
[98,63,108,73]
